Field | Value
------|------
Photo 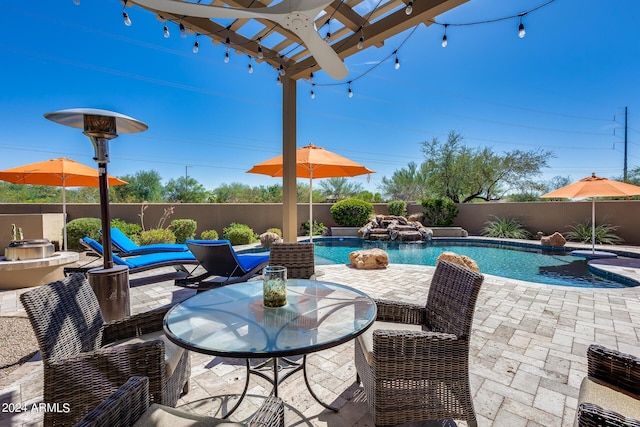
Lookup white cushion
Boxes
[574,376,640,427]
[132,403,243,427]
[104,330,185,377]
[356,320,424,366]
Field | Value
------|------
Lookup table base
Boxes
[225,355,338,418]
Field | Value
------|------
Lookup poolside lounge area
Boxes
[2,244,640,426]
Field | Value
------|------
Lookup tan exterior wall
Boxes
[0,213,65,250]
[0,201,638,245]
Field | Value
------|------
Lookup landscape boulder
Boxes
[348,248,389,270]
[436,251,480,272]
[540,232,566,247]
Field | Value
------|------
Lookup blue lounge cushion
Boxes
[109,228,189,255]
[82,237,196,269]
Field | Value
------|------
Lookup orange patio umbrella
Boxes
[541,172,640,253]
[0,157,128,250]
[247,143,374,239]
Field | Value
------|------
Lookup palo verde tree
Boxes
[421,131,553,203]
[379,162,428,201]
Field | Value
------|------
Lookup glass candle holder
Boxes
[263,265,287,308]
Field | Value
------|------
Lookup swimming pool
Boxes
[311,238,638,288]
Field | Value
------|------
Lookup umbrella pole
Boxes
[62,183,67,251]
[591,197,596,253]
[309,172,313,242]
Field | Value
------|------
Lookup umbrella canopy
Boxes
[541,173,640,252]
[0,157,128,250]
[248,143,374,239]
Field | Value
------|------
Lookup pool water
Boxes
[312,239,637,288]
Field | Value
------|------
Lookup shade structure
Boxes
[541,173,640,253]
[248,143,374,240]
[0,158,128,250]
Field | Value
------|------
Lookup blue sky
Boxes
[1,0,639,194]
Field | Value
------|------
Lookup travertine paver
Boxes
[1,258,640,426]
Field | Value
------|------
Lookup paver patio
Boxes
[1,248,640,426]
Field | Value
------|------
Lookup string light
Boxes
[348,82,353,98]
[257,38,264,59]
[123,11,132,27]
[163,23,170,38]
[309,72,314,84]
[248,56,254,73]
[192,38,199,54]
[277,74,282,85]
[357,31,364,50]
[441,24,448,47]
[518,15,526,38]
[324,19,331,42]
[224,51,230,63]
[279,64,286,76]
[179,22,187,38]
[310,86,316,99]
[405,1,413,15]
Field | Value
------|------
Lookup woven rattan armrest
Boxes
[248,396,286,427]
[373,298,427,325]
[578,402,640,427]
[588,345,640,396]
[73,376,150,427]
[102,305,172,344]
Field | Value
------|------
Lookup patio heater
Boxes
[44,108,147,321]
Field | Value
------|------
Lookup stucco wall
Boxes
[0,201,638,245]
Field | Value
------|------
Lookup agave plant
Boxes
[565,220,623,245]
[480,215,531,239]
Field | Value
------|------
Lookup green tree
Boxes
[379,162,428,201]
[113,170,164,202]
[421,131,553,203]
[318,177,364,201]
[164,176,209,203]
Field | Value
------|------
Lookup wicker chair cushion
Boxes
[575,376,640,426]
[132,403,243,427]
[356,321,424,366]
[104,331,185,377]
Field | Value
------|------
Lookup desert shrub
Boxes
[480,215,531,239]
[421,198,458,226]
[330,198,374,227]
[169,219,197,243]
[200,229,219,240]
[66,218,102,251]
[110,218,142,239]
[566,220,623,245]
[387,200,407,217]
[223,222,258,245]
[300,220,327,236]
[138,228,176,245]
[266,227,283,238]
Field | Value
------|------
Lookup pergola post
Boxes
[282,76,297,242]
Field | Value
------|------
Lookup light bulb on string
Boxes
[179,23,186,38]
[192,39,199,54]
[518,15,526,38]
[441,24,448,48]
[357,32,364,50]
[405,1,413,15]
[277,75,282,85]
[324,19,331,42]
[123,11,132,26]
[310,88,315,99]
[225,36,230,50]
[257,41,264,59]
[348,82,353,98]
[224,51,230,63]
[248,56,254,74]
[325,31,331,42]
[309,72,314,84]
[279,65,286,76]
[394,53,400,70]
[163,24,170,38]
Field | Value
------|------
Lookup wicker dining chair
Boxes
[354,260,484,427]
[576,345,640,427]
[20,273,190,426]
[268,242,315,279]
[74,376,285,427]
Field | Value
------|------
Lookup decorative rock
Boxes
[359,215,431,242]
[259,232,282,248]
[436,251,480,272]
[541,232,566,247]
[348,248,389,270]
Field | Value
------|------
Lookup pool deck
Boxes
[2,240,640,426]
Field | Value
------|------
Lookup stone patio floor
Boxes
[2,244,640,426]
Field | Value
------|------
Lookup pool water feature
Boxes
[312,239,638,288]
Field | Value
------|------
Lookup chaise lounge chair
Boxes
[81,237,199,274]
[108,228,189,256]
[176,239,269,290]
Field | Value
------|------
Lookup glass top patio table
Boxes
[163,279,377,359]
